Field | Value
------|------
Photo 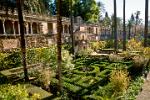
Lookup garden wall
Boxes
[0,35,56,51]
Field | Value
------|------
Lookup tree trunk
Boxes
[57,0,63,93]
[16,0,29,82]
[123,0,126,51]
[70,0,75,56]
[144,0,149,47]
[128,26,131,39]
[114,0,118,53]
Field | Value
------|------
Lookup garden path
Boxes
[136,73,150,100]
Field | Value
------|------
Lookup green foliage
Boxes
[0,84,39,100]
[108,54,123,62]
[127,39,143,51]
[77,47,93,56]
[110,69,130,96]
[105,40,114,48]
[0,45,74,72]
[0,51,21,71]
[53,0,101,23]
[91,41,106,51]
[122,76,144,99]
[30,68,53,89]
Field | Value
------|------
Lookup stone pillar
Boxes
[25,22,29,35]
[63,25,65,34]
[18,22,20,34]
[52,23,57,34]
[12,21,15,35]
[2,19,6,35]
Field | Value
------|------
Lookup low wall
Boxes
[0,34,56,51]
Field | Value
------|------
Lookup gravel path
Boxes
[136,73,150,100]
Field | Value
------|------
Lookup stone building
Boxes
[74,16,101,51]
[0,9,70,50]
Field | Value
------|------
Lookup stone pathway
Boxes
[136,73,150,100]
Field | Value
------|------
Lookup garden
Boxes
[0,39,149,100]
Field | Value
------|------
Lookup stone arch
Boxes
[0,20,3,34]
[5,20,13,34]
[32,22,38,34]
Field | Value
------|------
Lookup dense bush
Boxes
[0,84,40,100]
[0,45,74,71]
[109,54,123,62]
[127,39,143,51]
[90,41,106,51]
[77,47,93,57]
[123,76,144,99]
[0,51,21,71]
[110,69,130,96]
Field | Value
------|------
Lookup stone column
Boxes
[63,25,65,34]
[25,22,29,35]
[52,23,57,34]
[12,21,15,35]
[18,22,20,35]
[2,19,6,35]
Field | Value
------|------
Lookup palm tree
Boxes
[123,0,126,51]
[57,0,63,93]
[144,0,149,47]
[16,0,29,81]
[114,0,117,53]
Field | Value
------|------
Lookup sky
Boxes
[97,0,148,22]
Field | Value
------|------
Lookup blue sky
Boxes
[97,0,147,21]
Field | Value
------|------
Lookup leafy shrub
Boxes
[0,84,40,100]
[105,40,114,48]
[29,68,54,91]
[130,55,148,75]
[122,76,144,99]
[0,45,74,72]
[110,69,130,96]
[143,47,150,58]
[127,39,143,51]
[109,54,123,62]
[91,41,106,51]
[77,47,93,56]
[0,51,21,71]
[132,55,146,68]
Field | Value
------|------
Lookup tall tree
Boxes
[127,20,132,39]
[114,0,118,52]
[57,0,63,93]
[70,0,75,56]
[24,0,52,15]
[52,0,101,23]
[144,0,149,47]
[123,0,126,51]
[135,11,140,35]
[16,0,29,81]
[103,12,111,37]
